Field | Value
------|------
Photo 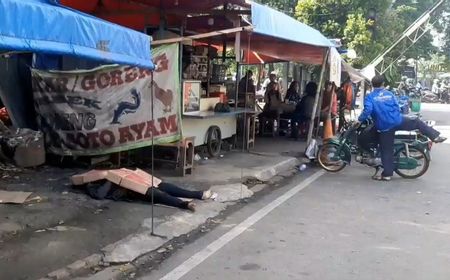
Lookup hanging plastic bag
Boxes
[305,138,318,160]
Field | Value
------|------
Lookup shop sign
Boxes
[32,44,180,155]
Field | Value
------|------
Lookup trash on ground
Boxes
[0,128,45,167]
[194,154,202,161]
[0,190,32,204]
[157,248,167,254]
[298,164,307,171]
[26,196,43,203]
[35,226,87,233]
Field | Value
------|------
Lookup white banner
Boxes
[329,47,342,85]
[32,44,181,156]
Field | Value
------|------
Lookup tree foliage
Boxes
[255,0,449,80]
[294,0,446,68]
[258,0,298,16]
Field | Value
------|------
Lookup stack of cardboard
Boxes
[71,168,161,195]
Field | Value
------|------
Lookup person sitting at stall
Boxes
[291,82,318,138]
[285,81,301,105]
[320,81,338,134]
[263,73,278,99]
[237,70,256,107]
[264,83,295,114]
[238,70,256,94]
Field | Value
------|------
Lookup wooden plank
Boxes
[151,26,253,45]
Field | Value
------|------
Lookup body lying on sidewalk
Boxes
[85,180,213,212]
[71,168,215,212]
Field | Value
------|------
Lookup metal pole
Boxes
[306,49,330,147]
[150,73,155,235]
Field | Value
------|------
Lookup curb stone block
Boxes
[84,254,102,267]
[47,268,70,279]
[67,260,87,272]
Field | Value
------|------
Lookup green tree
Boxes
[258,0,298,16]
[294,0,443,68]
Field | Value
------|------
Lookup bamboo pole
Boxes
[306,49,330,147]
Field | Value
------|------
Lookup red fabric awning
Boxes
[241,34,327,65]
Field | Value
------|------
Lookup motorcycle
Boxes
[441,88,450,104]
[317,121,431,179]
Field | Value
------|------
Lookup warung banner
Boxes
[32,43,180,155]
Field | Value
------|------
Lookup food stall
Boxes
[61,0,334,154]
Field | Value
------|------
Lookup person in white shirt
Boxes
[432,80,440,98]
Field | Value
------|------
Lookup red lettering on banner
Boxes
[110,70,124,86]
[100,130,115,146]
[125,67,139,83]
[97,73,111,89]
[144,120,161,138]
[138,68,152,79]
[54,77,69,92]
[66,133,90,149]
[119,126,135,143]
[158,115,178,134]
[81,75,96,91]
[87,132,101,148]
[77,67,153,92]
[153,54,169,73]
[130,123,146,140]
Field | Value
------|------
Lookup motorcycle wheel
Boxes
[394,146,430,179]
[317,143,347,172]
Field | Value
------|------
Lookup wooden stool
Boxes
[154,136,195,176]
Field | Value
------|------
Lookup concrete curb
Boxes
[45,254,102,280]
[44,157,299,280]
[252,158,299,182]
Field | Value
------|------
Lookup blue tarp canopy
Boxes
[0,0,154,69]
[240,2,333,65]
[251,2,333,48]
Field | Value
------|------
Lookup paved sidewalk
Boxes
[0,137,306,280]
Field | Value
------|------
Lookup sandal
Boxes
[372,175,392,181]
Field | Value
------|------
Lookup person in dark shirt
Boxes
[238,70,256,94]
[285,81,301,105]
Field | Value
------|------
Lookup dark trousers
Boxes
[145,182,203,209]
[379,117,440,177]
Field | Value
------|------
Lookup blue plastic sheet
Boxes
[0,0,154,69]
[251,2,333,48]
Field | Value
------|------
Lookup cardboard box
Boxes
[71,170,108,185]
[72,168,161,195]
[105,168,161,195]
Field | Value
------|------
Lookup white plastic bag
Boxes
[305,139,318,160]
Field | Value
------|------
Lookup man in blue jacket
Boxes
[358,75,446,181]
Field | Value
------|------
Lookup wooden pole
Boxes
[306,49,330,147]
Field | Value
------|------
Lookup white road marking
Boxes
[151,170,325,280]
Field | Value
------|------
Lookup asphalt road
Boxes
[137,104,450,280]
